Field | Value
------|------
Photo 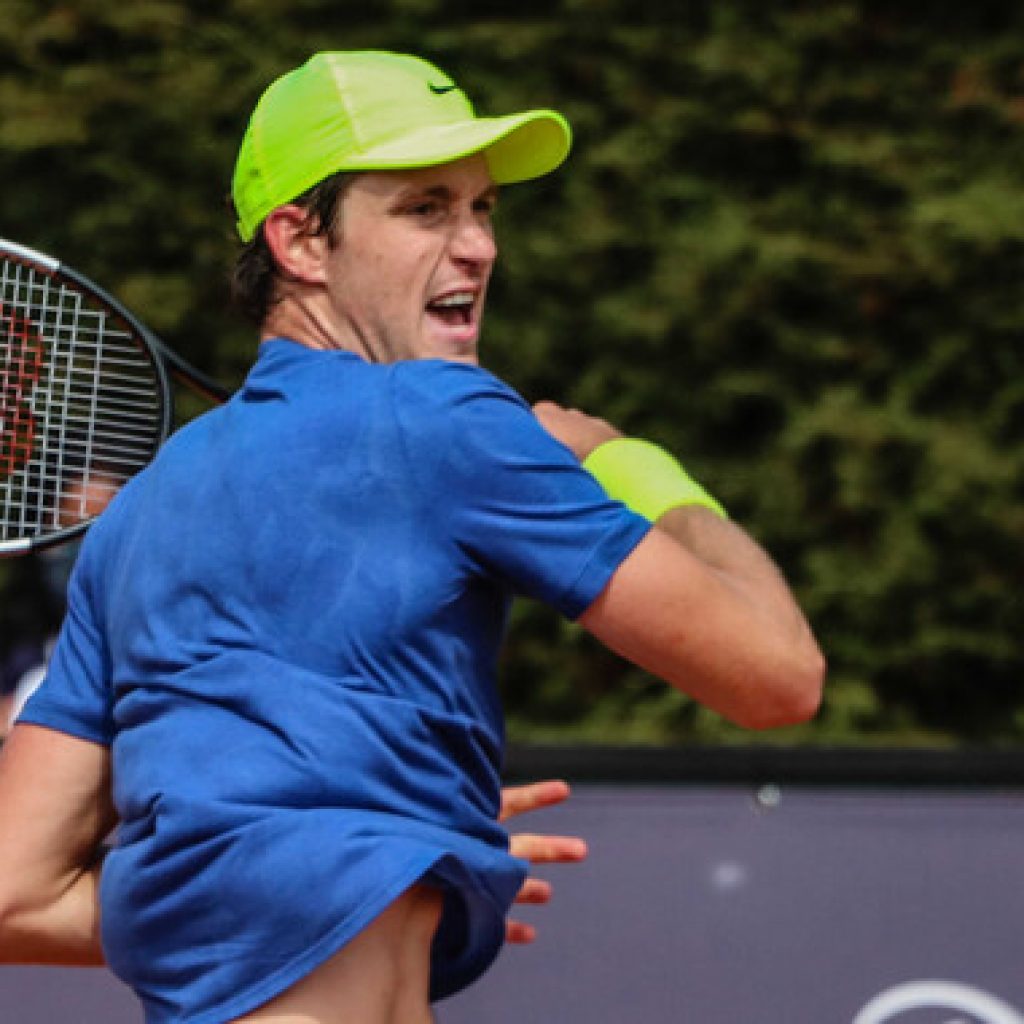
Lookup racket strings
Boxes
[0,257,165,543]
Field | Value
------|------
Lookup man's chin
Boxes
[422,323,481,364]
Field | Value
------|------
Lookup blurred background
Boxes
[2,0,1023,749]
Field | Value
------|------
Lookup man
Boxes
[0,51,824,1024]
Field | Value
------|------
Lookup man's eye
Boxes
[409,201,441,217]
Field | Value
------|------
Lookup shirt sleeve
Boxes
[393,362,652,620]
[17,534,115,745]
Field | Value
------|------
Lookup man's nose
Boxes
[451,215,497,264]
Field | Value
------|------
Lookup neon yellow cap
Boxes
[231,50,572,242]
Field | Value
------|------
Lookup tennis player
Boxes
[0,51,824,1024]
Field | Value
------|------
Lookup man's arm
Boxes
[533,402,825,729]
[0,723,116,964]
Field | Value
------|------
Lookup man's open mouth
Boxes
[426,291,475,326]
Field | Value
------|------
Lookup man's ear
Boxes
[262,205,330,284]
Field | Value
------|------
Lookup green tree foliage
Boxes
[2,1,1022,746]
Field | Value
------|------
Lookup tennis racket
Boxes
[0,237,231,556]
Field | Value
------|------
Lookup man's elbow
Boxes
[734,646,827,731]
[0,889,29,961]
[0,877,61,963]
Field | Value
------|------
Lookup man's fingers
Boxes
[505,919,537,945]
[531,401,622,461]
[499,778,585,948]
[499,779,571,822]
[514,877,553,906]
[508,832,588,864]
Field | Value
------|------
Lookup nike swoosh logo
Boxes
[429,83,458,95]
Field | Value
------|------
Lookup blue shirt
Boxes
[20,339,650,1023]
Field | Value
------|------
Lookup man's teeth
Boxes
[431,292,474,309]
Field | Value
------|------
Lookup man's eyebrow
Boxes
[394,183,499,203]
[395,184,453,203]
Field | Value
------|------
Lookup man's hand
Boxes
[532,401,621,462]
[500,779,587,944]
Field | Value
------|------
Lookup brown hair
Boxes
[229,171,355,326]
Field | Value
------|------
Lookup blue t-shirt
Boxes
[20,338,650,1024]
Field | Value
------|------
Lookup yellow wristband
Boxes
[583,437,727,521]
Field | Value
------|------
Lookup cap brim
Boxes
[339,109,571,183]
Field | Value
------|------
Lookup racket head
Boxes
[0,238,173,555]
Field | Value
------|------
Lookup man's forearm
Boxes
[653,504,819,653]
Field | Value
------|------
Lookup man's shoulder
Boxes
[390,358,527,414]
[386,361,545,489]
